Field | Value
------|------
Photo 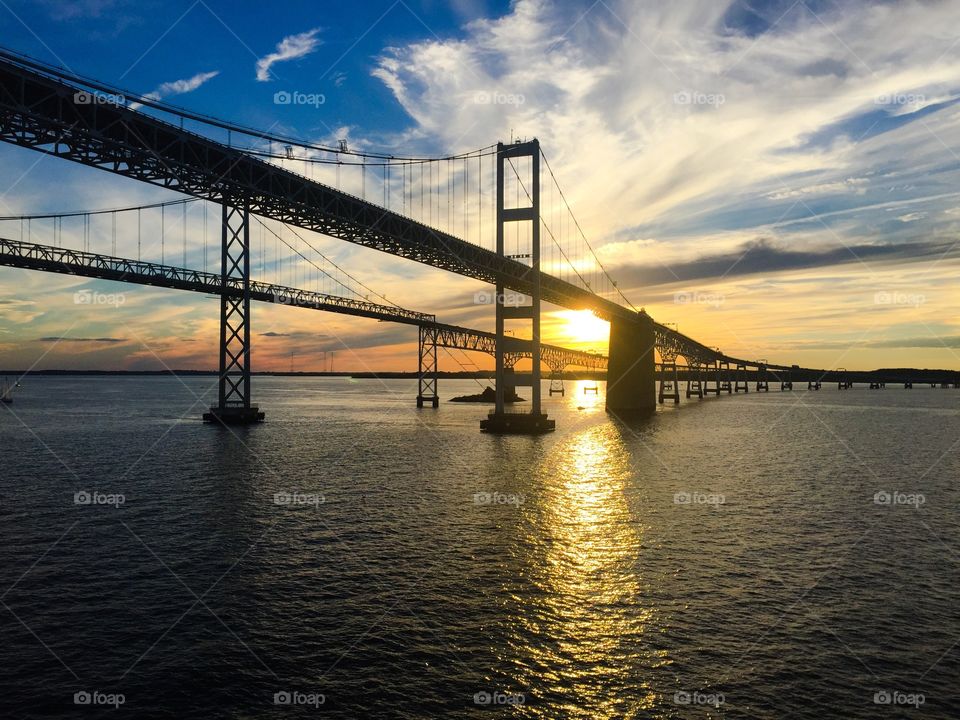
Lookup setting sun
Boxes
[554,309,610,347]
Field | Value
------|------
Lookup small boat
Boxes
[1,378,14,404]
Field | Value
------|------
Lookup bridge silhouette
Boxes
[0,48,955,432]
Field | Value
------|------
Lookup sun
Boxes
[555,309,610,346]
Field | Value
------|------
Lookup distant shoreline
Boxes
[0,369,606,380]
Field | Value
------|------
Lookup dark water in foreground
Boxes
[0,376,958,718]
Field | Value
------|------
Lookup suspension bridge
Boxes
[0,49,954,432]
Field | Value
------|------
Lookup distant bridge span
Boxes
[0,237,606,377]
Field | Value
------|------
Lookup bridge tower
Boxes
[203,203,264,425]
[481,139,554,433]
[417,325,440,408]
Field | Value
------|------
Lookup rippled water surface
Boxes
[1,376,959,718]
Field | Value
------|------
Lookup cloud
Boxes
[129,70,219,110]
[256,28,322,82]
[38,337,124,343]
[579,237,956,289]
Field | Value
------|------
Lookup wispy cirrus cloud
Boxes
[255,28,322,82]
[129,70,219,110]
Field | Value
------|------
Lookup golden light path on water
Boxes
[503,398,665,718]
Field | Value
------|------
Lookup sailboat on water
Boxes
[1,377,15,404]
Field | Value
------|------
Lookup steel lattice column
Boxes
[204,202,264,424]
[417,325,439,408]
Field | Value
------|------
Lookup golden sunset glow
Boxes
[554,310,610,347]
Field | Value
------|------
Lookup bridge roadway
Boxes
[0,237,607,371]
[0,49,757,374]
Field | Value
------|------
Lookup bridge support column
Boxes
[605,312,656,414]
[720,361,732,394]
[658,360,680,404]
[686,362,703,399]
[780,368,793,390]
[548,361,566,397]
[204,203,264,425]
[417,325,439,408]
[482,139,554,434]
[756,363,769,392]
[734,363,749,393]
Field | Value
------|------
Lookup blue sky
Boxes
[0,0,510,145]
[1,0,959,373]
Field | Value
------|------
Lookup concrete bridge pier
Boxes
[605,312,656,414]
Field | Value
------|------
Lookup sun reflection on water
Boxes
[504,424,663,718]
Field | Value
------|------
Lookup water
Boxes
[1,376,958,718]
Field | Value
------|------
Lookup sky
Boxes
[0,0,959,373]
